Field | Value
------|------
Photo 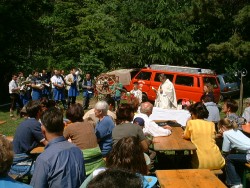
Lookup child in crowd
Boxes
[130,82,142,103]
[242,98,250,123]
[218,118,250,188]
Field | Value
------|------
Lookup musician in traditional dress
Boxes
[9,74,23,118]
[17,72,26,87]
[82,73,95,110]
[153,73,177,109]
[17,72,31,106]
[31,70,44,100]
[40,69,51,99]
[51,69,67,109]
[65,68,79,108]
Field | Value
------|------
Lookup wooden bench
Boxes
[30,146,44,154]
[9,174,18,180]
[0,120,6,125]
[9,173,32,181]
[156,169,226,187]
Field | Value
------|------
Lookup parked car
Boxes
[128,64,221,103]
[217,74,240,101]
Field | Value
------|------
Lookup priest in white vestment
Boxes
[154,74,177,109]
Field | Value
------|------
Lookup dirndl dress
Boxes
[53,87,65,101]
[68,83,79,97]
[32,89,42,100]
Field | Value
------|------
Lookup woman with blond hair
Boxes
[200,82,214,102]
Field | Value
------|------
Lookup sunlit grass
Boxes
[0,105,22,136]
[0,95,99,136]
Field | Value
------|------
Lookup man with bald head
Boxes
[134,102,172,137]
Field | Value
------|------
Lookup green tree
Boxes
[0,0,50,103]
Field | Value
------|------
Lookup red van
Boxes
[128,64,220,103]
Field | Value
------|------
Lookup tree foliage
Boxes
[1,0,250,76]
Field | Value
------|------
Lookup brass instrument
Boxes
[68,77,73,84]
[19,80,32,94]
[42,82,50,88]
[75,68,83,76]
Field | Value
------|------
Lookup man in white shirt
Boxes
[9,74,23,118]
[51,70,67,109]
[134,102,172,137]
[65,68,80,108]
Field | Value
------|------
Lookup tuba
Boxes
[75,68,83,76]
[19,80,31,94]
[75,68,82,82]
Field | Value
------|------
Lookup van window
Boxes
[223,74,238,83]
[135,71,152,81]
[154,73,174,82]
[203,77,218,88]
[130,70,139,80]
[175,76,194,86]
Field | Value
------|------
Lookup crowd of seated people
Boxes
[3,92,250,188]
[63,103,105,176]
[9,100,48,179]
[183,99,250,188]
[81,136,157,188]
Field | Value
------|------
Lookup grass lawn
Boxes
[0,105,22,136]
[0,96,98,136]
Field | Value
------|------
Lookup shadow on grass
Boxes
[0,105,22,136]
[0,104,10,112]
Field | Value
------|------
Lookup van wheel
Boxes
[142,93,148,103]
